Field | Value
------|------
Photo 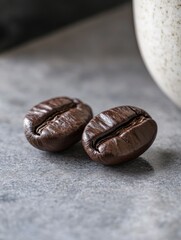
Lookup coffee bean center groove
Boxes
[35,102,77,135]
[92,115,148,151]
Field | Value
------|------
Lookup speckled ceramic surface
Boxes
[133,0,181,108]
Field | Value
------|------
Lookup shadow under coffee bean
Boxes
[82,106,157,165]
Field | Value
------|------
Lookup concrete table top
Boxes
[0,3,181,240]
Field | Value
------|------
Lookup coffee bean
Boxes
[82,106,157,165]
[24,97,93,152]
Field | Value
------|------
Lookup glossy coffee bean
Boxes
[82,106,157,165]
[24,97,93,152]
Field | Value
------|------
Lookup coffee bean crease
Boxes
[35,102,76,135]
[92,114,147,152]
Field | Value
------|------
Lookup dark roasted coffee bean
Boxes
[24,97,93,152]
[82,106,157,165]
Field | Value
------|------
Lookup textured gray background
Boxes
[0,3,181,240]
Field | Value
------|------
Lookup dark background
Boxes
[0,0,128,52]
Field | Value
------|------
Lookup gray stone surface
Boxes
[0,3,181,240]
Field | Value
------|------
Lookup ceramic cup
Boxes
[133,0,181,108]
